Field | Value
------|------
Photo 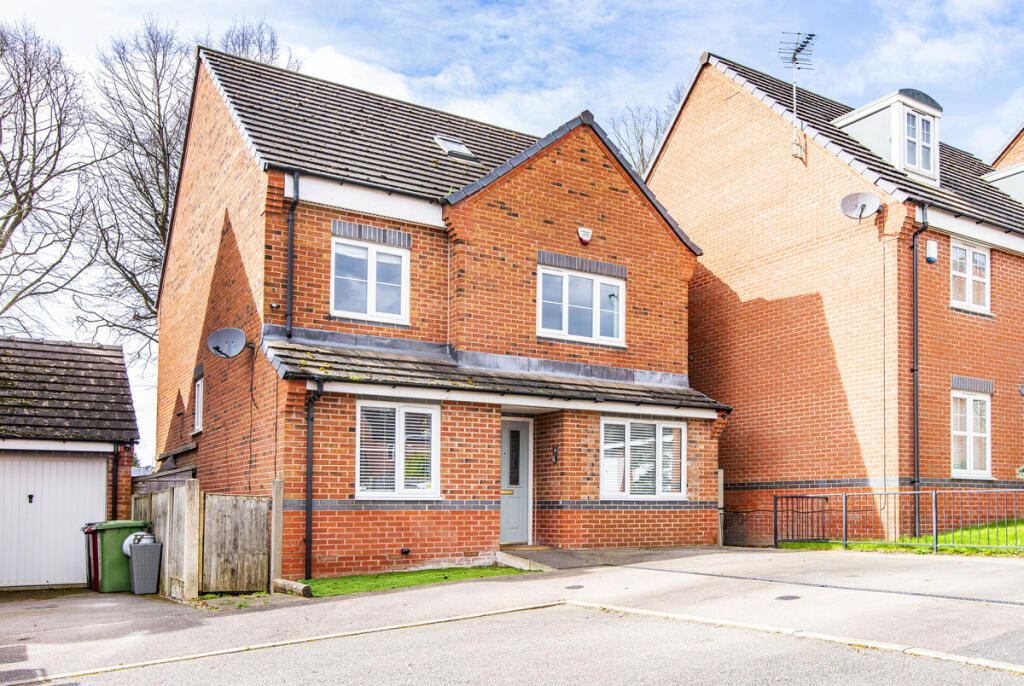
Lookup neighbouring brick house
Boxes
[157,48,729,579]
[0,338,137,587]
[647,52,1024,545]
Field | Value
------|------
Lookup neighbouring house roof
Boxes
[200,48,539,200]
[0,338,139,443]
[262,337,727,412]
[649,53,1024,234]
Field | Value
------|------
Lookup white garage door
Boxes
[0,456,108,587]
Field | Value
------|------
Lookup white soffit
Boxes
[284,174,445,228]
[309,381,720,420]
[0,439,116,453]
[928,207,1024,256]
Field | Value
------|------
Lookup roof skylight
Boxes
[434,134,476,161]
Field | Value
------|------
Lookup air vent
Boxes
[434,134,476,161]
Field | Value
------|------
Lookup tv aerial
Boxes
[778,32,816,160]
[207,327,253,358]
[839,192,881,222]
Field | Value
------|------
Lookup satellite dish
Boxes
[840,192,881,220]
[207,328,249,358]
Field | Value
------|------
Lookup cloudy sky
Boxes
[11,0,1024,462]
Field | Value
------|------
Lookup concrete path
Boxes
[1,547,1023,684]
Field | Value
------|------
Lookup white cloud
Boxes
[296,45,416,101]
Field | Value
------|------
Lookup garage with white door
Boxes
[0,338,138,588]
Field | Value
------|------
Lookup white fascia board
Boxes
[0,439,116,453]
[284,174,445,228]
[928,207,1024,256]
[309,380,720,419]
[981,162,1024,183]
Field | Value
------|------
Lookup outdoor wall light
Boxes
[552,446,559,464]
[400,547,411,555]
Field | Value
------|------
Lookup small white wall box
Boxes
[577,227,593,245]
[926,240,938,263]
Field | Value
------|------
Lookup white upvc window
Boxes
[537,266,625,346]
[951,391,991,479]
[600,418,687,499]
[905,109,935,174]
[193,378,203,433]
[356,402,440,498]
[330,238,410,325]
[950,241,990,313]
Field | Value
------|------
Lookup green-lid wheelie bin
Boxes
[82,520,150,592]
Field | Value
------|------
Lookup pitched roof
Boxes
[0,338,139,443]
[649,52,1024,234]
[200,48,539,200]
[262,338,727,412]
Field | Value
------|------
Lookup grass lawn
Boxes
[303,565,529,597]
[780,518,1024,557]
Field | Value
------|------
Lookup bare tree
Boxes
[0,22,96,333]
[608,83,686,175]
[79,18,300,357]
[219,18,302,70]
[76,20,191,349]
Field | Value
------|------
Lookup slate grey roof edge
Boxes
[198,48,264,168]
[444,111,702,256]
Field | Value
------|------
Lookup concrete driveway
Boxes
[2,547,1023,684]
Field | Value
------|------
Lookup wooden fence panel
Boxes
[202,494,269,593]
[149,490,171,595]
[131,494,151,522]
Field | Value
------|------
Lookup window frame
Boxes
[193,378,203,433]
[950,390,992,480]
[355,401,441,499]
[599,417,688,500]
[904,108,936,176]
[329,237,411,325]
[949,240,991,314]
[535,265,626,347]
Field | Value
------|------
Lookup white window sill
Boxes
[950,303,992,317]
[330,310,410,327]
[354,492,441,500]
[537,331,627,349]
[190,429,203,437]
[949,473,994,481]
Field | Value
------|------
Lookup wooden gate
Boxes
[201,493,269,593]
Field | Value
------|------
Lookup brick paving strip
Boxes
[6,599,1024,684]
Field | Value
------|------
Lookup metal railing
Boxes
[774,490,1024,551]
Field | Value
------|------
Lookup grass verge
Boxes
[780,518,1024,557]
[303,565,528,597]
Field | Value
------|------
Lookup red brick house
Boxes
[157,49,728,578]
[647,53,1024,544]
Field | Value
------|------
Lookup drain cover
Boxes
[775,595,800,601]
[565,585,583,590]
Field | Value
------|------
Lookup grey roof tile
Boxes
[0,338,139,442]
[706,54,1024,232]
[263,338,727,411]
[201,48,538,200]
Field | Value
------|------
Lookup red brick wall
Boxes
[156,60,280,496]
[106,444,134,520]
[532,410,724,549]
[278,396,503,578]
[444,126,695,374]
[993,129,1024,169]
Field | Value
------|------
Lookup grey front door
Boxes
[500,420,529,544]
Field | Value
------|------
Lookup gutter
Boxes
[305,378,324,580]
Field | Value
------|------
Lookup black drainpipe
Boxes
[305,379,324,580]
[911,203,929,537]
[286,171,300,339]
[111,445,119,520]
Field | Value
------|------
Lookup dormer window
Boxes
[906,110,934,174]
[434,134,476,161]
